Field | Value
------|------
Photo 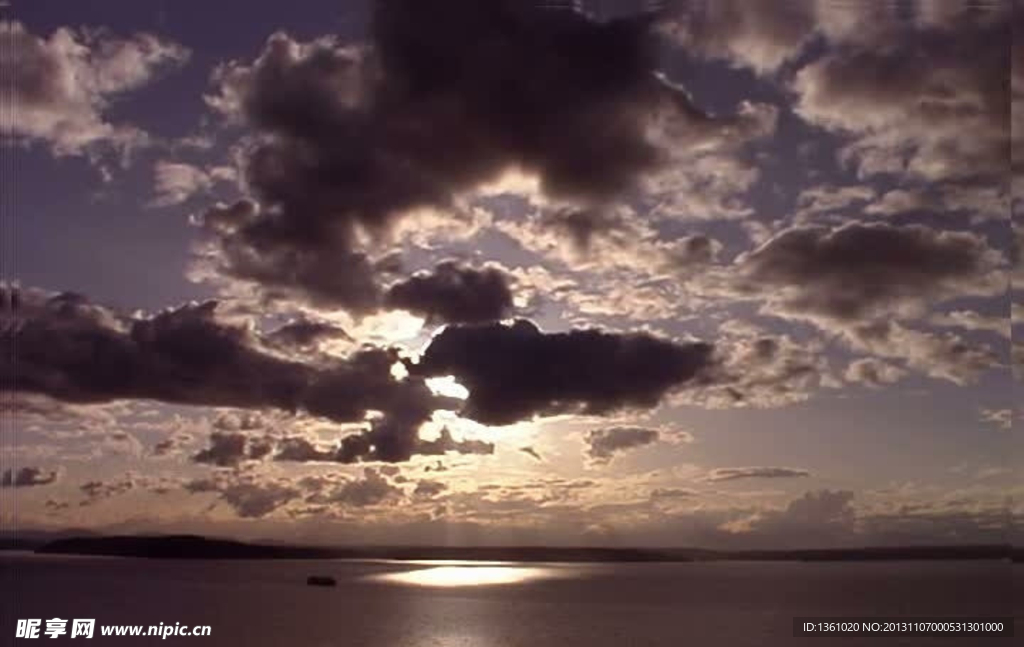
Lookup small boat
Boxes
[306,575,337,587]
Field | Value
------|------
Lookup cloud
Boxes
[192,432,273,467]
[723,489,857,547]
[384,261,514,324]
[793,184,876,223]
[193,1,772,310]
[413,427,495,459]
[191,198,386,313]
[3,286,463,463]
[777,489,854,525]
[150,161,235,207]
[843,358,907,388]
[584,426,660,464]
[211,412,266,432]
[185,473,299,518]
[723,222,1003,385]
[864,189,930,217]
[661,0,817,75]
[649,487,698,500]
[845,321,1000,386]
[499,205,724,286]
[79,476,137,503]
[273,436,336,463]
[76,471,182,504]
[1013,19,1024,196]
[296,467,413,510]
[1,21,188,158]
[269,424,493,465]
[704,466,811,482]
[413,479,448,499]
[152,432,194,457]
[792,8,1010,189]
[737,222,1005,324]
[412,319,716,425]
[312,468,403,508]
[668,1,1010,224]
[929,310,1011,339]
[1,466,60,488]
[519,446,542,461]
[689,327,834,408]
[267,319,350,347]
[979,408,1012,431]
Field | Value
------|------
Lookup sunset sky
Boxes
[1,0,1020,549]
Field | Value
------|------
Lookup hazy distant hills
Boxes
[17,535,1020,562]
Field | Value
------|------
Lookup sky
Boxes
[0,0,1020,549]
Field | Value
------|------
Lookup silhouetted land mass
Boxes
[29,535,1020,562]
[0,529,97,552]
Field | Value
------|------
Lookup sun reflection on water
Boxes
[370,564,559,587]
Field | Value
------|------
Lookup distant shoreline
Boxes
[10,535,1021,563]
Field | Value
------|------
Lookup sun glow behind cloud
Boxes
[425,376,470,400]
[420,409,539,446]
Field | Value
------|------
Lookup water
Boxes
[1,554,1019,646]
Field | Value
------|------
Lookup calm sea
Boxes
[1,554,1019,646]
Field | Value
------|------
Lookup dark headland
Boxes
[24,535,1021,562]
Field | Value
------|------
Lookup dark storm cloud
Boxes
[704,466,811,482]
[194,198,386,313]
[196,0,734,309]
[584,426,660,463]
[384,262,514,324]
[3,286,464,462]
[4,287,302,409]
[737,222,1005,323]
[412,319,716,425]
[1,467,60,488]
[368,0,677,201]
